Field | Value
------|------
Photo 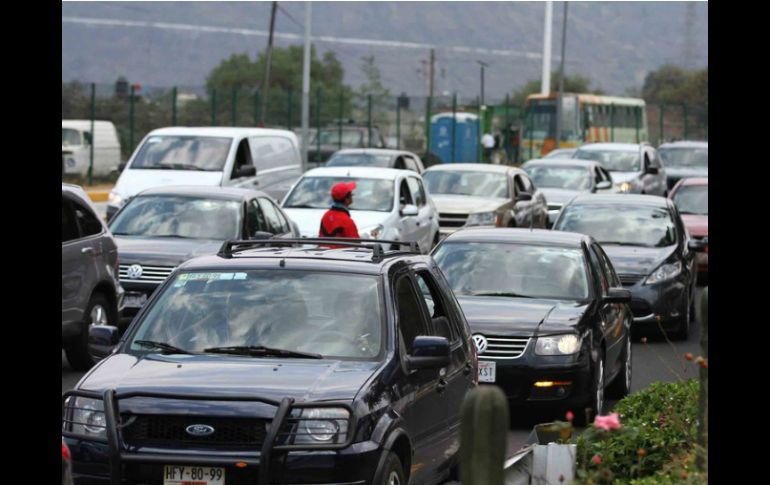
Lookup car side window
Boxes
[643,151,652,170]
[599,167,612,183]
[513,175,527,197]
[231,138,254,178]
[399,179,414,207]
[593,167,603,185]
[403,156,419,172]
[588,246,609,294]
[393,157,406,170]
[406,177,426,207]
[395,275,430,354]
[273,203,291,233]
[249,136,300,170]
[257,198,285,234]
[595,245,621,287]
[521,174,535,193]
[414,270,457,343]
[62,198,80,242]
[246,199,270,235]
[71,199,102,237]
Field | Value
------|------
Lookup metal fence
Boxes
[62,81,708,182]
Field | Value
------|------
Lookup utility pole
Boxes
[259,1,278,126]
[477,61,489,106]
[300,1,311,172]
[541,1,553,95]
[554,1,568,150]
[429,48,435,99]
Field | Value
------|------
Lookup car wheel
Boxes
[65,293,111,371]
[671,298,690,341]
[575,353,605,426]
[606,336,632,399]
[377,452,405,485]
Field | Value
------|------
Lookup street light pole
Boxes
[300,1,312,173]
[541,1,553,95]
[259,1,278,126]
[477,61,488,106]
[554,1,568,150]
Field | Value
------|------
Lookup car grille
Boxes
[439,213,469,228]
[618,274,645,287]
[119,264,175,284]
[477,336,530,360]
[122,414,270,449]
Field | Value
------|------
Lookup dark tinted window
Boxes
[415,271,456,342]
[395,276,429,353]
[596,245,621,287]
[62,199,79,242]
[72,200,102,237]
[246,199,270,236]
[588,246,609,294]
[555,204,676,248]
[258,198,286,234]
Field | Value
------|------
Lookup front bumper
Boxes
[63,389,376,485]
[624,274,689,331]
[119,281,162,316]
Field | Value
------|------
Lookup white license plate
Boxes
[163,465,225,485]
[478,361,496,383]
[124,293,148,308]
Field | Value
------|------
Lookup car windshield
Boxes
[128,270,383,359]
[423,171,509,198]
[659,147,708,168]
[130,136,232,171]
[433,242,589,300]
[544,149,576,159]
[313,130,362,146]
[574,149,640,172]
[62,128,81,146]
[283,177,394,212]
[555,204,676,248]
[524,166,592,190]
[673,186,708,215]
[109,195,241,240]
[326,153,393,168]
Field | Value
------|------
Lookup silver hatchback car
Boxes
[62,184,124,370]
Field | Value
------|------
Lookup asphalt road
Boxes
[62,287,706,460]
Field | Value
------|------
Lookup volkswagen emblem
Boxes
[126,264,143,280]
[185,424,215,437]
[472,334,488,354]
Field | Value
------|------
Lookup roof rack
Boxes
[217,238,419,262]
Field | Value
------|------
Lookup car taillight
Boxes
[62,439,71,462]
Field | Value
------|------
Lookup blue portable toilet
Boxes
[430,112,480,163]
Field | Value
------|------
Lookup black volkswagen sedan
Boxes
[432,228,632,422]
[553,194,706,340]
[108,186,299,319]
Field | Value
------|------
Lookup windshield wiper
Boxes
[468,291,532,298]
[157,163,206,171]
[204,345,323,359]
[599,241,642,246]
[134,340,197,355]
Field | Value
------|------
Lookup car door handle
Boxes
[81,247,95,255]
[437,378,448,393]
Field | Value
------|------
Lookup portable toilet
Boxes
[430,112,480,163]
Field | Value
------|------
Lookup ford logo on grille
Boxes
[127,264,143,280]
[472,334,488,354]
[185,424,215,437]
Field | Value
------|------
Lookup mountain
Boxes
[61,1,708,102]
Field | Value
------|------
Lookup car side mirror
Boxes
[516,192,532,202]
[236,165,257,178]
[604,287,631,304]
[646,166,659,175]
[88,325,120,359]
[406,336,450,370]
[595,180,612,191]
[401,204,419,217]
[250,231,274,240]
[688,238,707,253]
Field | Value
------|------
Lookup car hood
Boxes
[114,169,224,199]
[430,194,508,214]
[80,353,380,404]
[681,214,708,237]
[281,208,391,237]
[538,188,583,206]
[456,296,589,336]
[115,236,224,266]
[608,171,641,184]
[666,167,708,179]
[601,244,677,276]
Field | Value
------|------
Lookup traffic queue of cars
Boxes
[62,130,707,485]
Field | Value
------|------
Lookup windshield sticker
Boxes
[174,272,245,286]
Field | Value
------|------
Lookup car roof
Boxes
[179,244,433,276]
[523,158,598,168]
[568,193,672,208]
[333,148,417,157]
[658,141,708,149]
[576,143,645,152]
[145,126,297,139]
[424,163,520,174]
[302,166,416,180]
[442,227,591,248]
[135,185,269,201]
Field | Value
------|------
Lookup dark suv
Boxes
[62,239,477,485]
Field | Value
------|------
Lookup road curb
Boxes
[87,191,110,202]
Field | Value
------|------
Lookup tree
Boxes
[641,64,707,106]
[357,55,391,110]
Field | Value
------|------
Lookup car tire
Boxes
[575,352,605,427]
[65,293,111,371]
[671,297,691,341]
[606,336,632,399]
[376,451,406,485]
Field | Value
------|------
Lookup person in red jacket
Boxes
[319,181,360,245]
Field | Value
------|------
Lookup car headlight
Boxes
[617,182,634,193]
[66,157,77,168]
[359,224,384,239]
[466,211,497,227]
[64,397,106,439]
[108,191,124,207]
[645,261,682,285]
[294,407,350,444]
[535,334,581,355]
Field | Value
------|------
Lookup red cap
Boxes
[331,181,357,201]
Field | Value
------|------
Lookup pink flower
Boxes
[566,411,574,422]
[591,454,602,465]
[593,412,622,431]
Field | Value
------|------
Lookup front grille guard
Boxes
[62,389,356,485]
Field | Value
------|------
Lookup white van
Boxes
[106,127,303,220]
[62,120,122,178]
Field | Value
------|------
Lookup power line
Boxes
[276,3,304,31]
